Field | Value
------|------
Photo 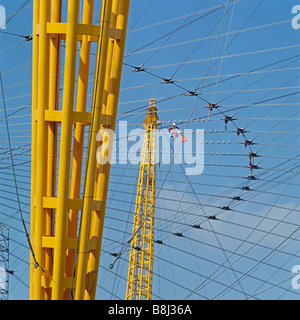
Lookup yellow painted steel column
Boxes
[73,0,113,300]
[34,0,51,300]
[30,0,39,300]
[45,0,62,300]
[64,0,94,301]
[83,0,131,300]
[31,0,130,299]
[126,99,158,300]
[51,0,80,300]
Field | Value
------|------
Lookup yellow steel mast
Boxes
[126,99,158,300]
[30,0,130,300]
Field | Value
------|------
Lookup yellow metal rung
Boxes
[46,23,122,41]
[37,110,93,124]
[43,197,102,211]
[42,236,98,251]
[31,0,131,300]
[42,236,78,249]
[41,275,74,289]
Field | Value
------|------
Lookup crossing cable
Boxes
[152,89,300,141]
[2,155,300,220]
[100,234,296,300]
[0,69,43,272]
[4,0,31,26]
[5,41,295,104]
[127,0,274,113]
[5,75,290,276]
[0,30,32,41]
[126,2,228,37]
[183,156,300,218]
[172,54,300,87]
[103,202,300,268]
[119,53,300,109]
[198,0,265,93]
[110,163,300,210]
[200,93,300,165]
[2,158,297,228]
[184,161,300,299]
[112,164,299,199]
[101,224,292,300]
[215,88,299,149]
[2,25,298,118]
[140,0,210,68]
[216,56,300,108]
[173,128,300,296]
[108,0,234,270]
[127,10,284,58]
[6,175,298,300]
[6,188,296,280]
[123,61,210,104]
[173,9,234,82]
[244,274,296,300]
[168,141,249,297]
[126,1,228,59]
[212,198,300,300]
[122,3,238,103]
[145,0,245,290]
[4,154,298,296]
[107,175,300,232]
[3,51,299,126]
[104,199,300,256]
[123,2,248,103]
[243,238,300,300]
[102,205,300,299]
[207,0,237,108]
[165,0,264,166]
[56,133,300,245]
[128,0,157,31]
[0,38,32,56]
[145,44,300,72]
[0,0,33,41]
[131,3,239,291]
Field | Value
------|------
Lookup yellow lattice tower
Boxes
[30,0,130,300]
[126,98,158,300]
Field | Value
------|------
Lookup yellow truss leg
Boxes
[30,0,130,300]
[64,0,94,301]
[126,99,158,300]
[30,0,39,300]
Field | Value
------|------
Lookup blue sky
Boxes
[0,0,300,300]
